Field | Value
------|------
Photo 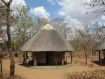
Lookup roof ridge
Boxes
[42,24,54,30]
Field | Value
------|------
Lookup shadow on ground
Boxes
[19,63,73,69]
[93,59,105,66]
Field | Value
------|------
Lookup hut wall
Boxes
[47,52,64,65]
[33,52,65,65]
[36,52,46,65]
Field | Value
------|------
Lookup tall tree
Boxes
[1,0,15,79]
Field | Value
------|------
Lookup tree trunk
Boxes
[0,0,14,78]
[9,49,15,79]
[6,6,11,50]
[90,51,93,67]
[85,53,88,65]
[6,4,15,79]
[0,59,3,79]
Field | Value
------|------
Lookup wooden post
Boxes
[103,50,105,60]
[26,52,28,59]
[99,51,101,63]
[65,52,67,64]
[23,53,25,64]
[55,53,57,66]
[33,53,37,66]
[26,52,29,63]
[64,52,66,64]
[62,53,64,65]
[70,52,72,64]
[0,59,3,79]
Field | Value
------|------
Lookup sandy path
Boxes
[2,59,105,79]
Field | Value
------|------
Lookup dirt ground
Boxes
[2,57,105,79]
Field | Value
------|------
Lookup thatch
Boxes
[95,40,105,51]
[20,24,74,52]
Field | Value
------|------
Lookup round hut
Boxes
[95,40,105,63]
[20,24,74,66]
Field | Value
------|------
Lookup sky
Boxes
[9,0,90,19]
[1,0,105,30]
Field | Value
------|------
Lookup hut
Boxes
[20,24,74,66]
[95,40,105,63]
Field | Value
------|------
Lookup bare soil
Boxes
[2,56,105,79]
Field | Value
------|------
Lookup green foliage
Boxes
[10,6,49,51]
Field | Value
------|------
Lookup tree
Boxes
[51,18,73,63]
[86,0,105,13]
[12,6,49,51]
[51,18,72,39]
[0,3,7,49]
[71,24,96,65]
[33,18,48,34]
[1,0,15,79]
[13,6,33,50]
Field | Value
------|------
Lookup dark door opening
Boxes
[46,52,55,65]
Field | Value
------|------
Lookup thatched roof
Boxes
[20,24,74,52]
[95,40,105,51]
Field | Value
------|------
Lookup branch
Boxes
[85,8,105,14]
[1,0,12,6]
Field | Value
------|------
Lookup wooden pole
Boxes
[23,53,25,64]
[26,52,29,63]
[62,52,64,65]
[65,52,67,64]
[33,53,37,66]
[70,52,72,64]
[103,50,105,60]
[55,53,57,66]
[26,52,28,59]
[85,52,88,65]
[0,59,3,79]
[99,51,101,63]
[64,52,66,64]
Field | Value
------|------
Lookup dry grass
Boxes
[66,70,105,79]
[1,73,23,79]
[1,54,105,79]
